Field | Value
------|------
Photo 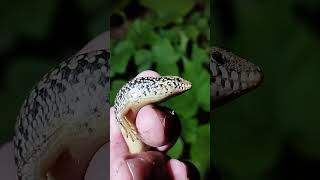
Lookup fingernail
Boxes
[126,157,146,180]
[125,152,169,180]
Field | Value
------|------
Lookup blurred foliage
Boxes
[213,0,320,179]
[111,0,210,179]
[0,0,108,142]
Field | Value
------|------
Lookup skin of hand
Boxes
[110,70,197,180]
[0,137,107,180]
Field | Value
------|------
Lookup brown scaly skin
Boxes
[211,47,263,108]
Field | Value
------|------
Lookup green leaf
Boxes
[184,25,199,42]
[192,44,209,63]
[177,31,189,55]
[181,118,198,144]
[141,0,195,24]
[110,40,134,75]
[182,57,210,112]
[197,73,210,112]
[196,17,209,33]
[137,61,153,72]
[156,62,179,76]
[134,49,153,72]
[166,89,197,119]
[158,28,179,42]
[127,20,159,47]
[152,38,180,64]
[190,124,210,179]
[110,80,127,106]
[167,137,184,159]
[134,49,152,66]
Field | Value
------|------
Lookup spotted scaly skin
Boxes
[114,76,192,154]
[210,47,263,107]
[13,50,110,180]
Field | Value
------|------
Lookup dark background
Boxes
[1,0,320,179]
[212,0,320,179]
[0,0,108,143]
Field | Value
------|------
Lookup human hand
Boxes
[0,70,199,180]
[110,70,199,180]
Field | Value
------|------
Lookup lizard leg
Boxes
[121,116,139,142]
[119,116,150,153]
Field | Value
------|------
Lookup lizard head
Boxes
[211,47,264,107]
[159,76,192,94]
[123,76,192,105]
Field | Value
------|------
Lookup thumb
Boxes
[125,151,169,180]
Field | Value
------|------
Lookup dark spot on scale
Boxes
[216,90,221,97]
[212,51,225,65]
[230,80,234,89]
[173,81,177,86]
[221,79,225,88]
[14,156,18,164]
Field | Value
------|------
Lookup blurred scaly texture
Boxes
[212,0,320,179]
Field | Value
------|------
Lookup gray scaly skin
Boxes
[114,76,192,154]
[13,49,110,180]
[211,47,263,107]
[12,29,262,180]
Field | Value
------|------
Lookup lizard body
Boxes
[114,76,192,153]
[13,31,262,180]
[14,50,110,180]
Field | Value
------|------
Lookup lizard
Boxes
[13,29,263,179]
[13,32,110,180]
[114,76,192,154]
[210,47,263,108]
[113,47,263,154]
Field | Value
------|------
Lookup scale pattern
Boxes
[210,47,263,107]
[113,76,192,151]
[114,76,192,116]
[13,50,110,180]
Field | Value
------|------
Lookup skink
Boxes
[13,30,262,179]
[211,47,263,107]
[114,76,192,153]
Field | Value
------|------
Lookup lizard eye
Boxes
[212,51,225,65]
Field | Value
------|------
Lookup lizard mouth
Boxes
[182,80,192,90]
